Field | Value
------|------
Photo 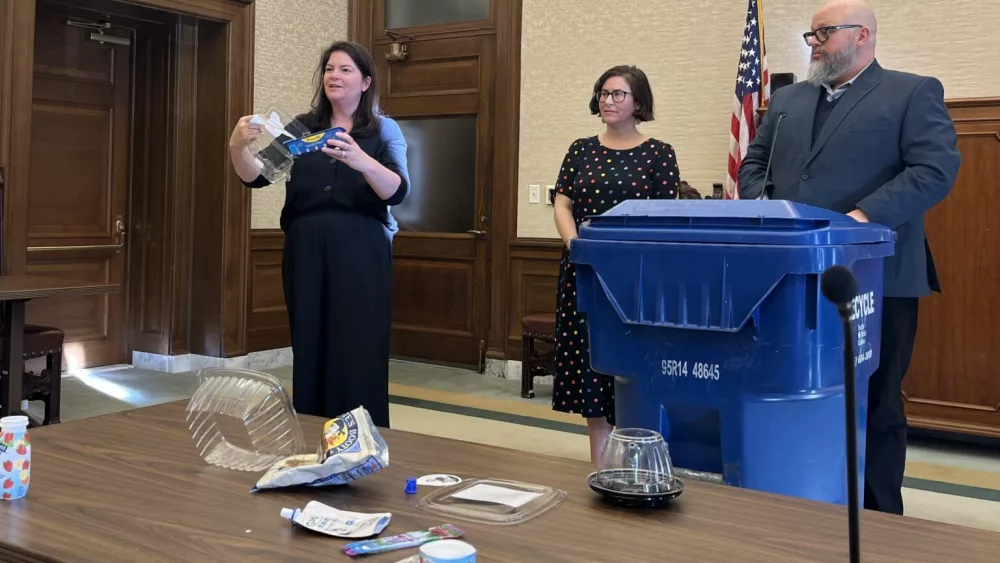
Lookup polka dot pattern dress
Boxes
[551,136,681,425]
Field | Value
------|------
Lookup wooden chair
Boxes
[22,325,65,425]
[0,319,65,428]
[0,175,65,426]
[520,313,556,399]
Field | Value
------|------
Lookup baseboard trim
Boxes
[132,348,293,374]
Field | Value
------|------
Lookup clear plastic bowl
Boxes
[592,428,677,495]
[185,368,308,472]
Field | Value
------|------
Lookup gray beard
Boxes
[807,47,858,86]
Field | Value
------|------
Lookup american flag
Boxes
[726,0,770,199]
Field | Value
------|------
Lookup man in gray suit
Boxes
[739,0,961,515]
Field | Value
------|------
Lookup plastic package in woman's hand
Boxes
[244,106,311,183]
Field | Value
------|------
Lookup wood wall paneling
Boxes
[247,229,289,352]
[505,239,560,360]
[904,98,1000,438]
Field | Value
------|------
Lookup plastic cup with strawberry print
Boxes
[0,416,30,500]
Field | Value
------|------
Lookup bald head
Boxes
[817,0,877,38]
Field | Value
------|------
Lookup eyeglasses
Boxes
[596,90,632,103]
[802,24,862,44]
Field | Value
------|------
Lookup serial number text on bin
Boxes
[661,360,721,381]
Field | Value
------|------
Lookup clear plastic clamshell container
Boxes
[417,478,565,526]
[185,368,309,472]
[245,106,311,184]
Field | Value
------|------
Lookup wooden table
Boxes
[0,275,118,419]
[1,402,998,562]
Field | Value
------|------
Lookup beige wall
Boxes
[251,0,348,230]
[516,0,1000,238]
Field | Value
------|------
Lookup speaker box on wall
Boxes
[772,72,796,91]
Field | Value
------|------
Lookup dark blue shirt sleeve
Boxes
[377,118,410,206]
[241,174,271,189]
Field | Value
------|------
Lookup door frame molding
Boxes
[347,0,523,362]
[0,0,257,359]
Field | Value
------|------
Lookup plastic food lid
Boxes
[417,474,463,487]
[417,478,566,526]
[0,416,29,428]
[420,539,476,558]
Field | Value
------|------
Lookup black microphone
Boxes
[761,112,786,199]
[821,265,861,563]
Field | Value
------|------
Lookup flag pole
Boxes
[756,0,769,113]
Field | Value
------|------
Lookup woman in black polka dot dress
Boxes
[551,65,681,465]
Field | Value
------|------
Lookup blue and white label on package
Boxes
[419,539,476,563]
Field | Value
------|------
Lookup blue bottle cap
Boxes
[404,478,418,495]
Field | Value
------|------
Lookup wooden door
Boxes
[366,0,495,368]
[24,4,131,370]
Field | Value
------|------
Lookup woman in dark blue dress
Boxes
[227,41,409,428]
[551,65,680,464]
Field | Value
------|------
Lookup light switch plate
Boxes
[546,185,555,205]
[528,184,540,204]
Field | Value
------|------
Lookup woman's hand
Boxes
[553,193,579,251]
[323,131,375,172]
[229,115,265,183]
[229,115,261,149]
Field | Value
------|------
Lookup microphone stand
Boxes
[760,112,786,200]
[836,302,862,563]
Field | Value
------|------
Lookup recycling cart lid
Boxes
[578,200,895,246]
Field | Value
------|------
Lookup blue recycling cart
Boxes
[572,200,895,505]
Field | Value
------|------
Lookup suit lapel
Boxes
[798,86,821,157]
[806,61,884,164]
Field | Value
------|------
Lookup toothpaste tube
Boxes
[280,501,391,539]
[283,126,346,156]
[343,524,464,557]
